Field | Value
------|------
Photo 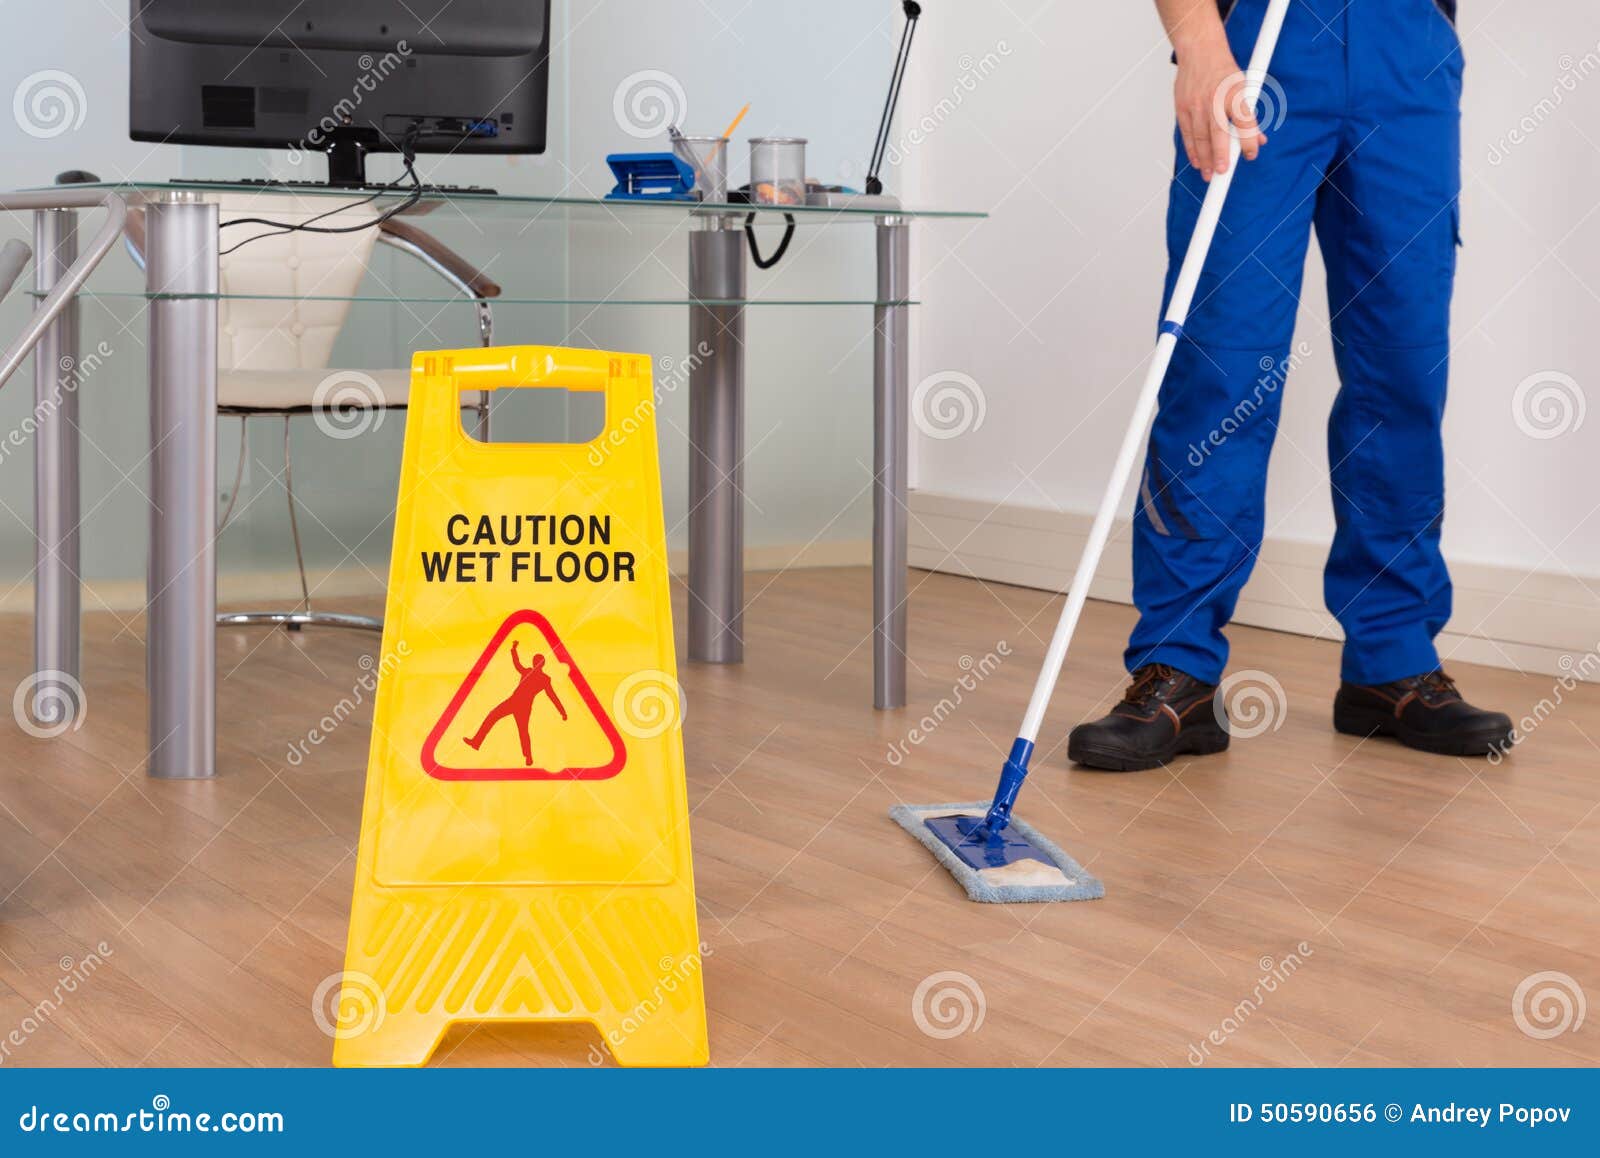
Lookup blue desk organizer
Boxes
[605,153,698,202]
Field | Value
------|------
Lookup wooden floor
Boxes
[1,567,1596,1067]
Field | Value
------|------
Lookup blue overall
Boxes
[1128,0,1464,686]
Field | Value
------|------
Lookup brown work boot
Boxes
[1067,663,1229,772]
[1334,670,1514,757]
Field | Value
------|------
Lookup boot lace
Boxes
[1124,664,1177,707]
[1416,669,1459,702]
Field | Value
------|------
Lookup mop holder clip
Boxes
[980,737,1036,834]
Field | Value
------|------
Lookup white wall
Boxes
[899,2,1600,668]
[0,0,896,598]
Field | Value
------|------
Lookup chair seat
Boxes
[218,367,414,413]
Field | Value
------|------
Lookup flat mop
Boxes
[892,0,1293,903]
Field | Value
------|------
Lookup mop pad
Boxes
[890,802,1104,904]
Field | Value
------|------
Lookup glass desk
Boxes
[19,182,985,778]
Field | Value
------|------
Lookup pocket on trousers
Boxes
[1428,0,1462,51]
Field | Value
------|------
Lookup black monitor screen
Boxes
[129,0,552,165]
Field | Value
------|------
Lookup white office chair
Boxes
[125,194,499,632]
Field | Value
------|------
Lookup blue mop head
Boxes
[889,802,1105,904]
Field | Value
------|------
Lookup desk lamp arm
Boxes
[865,0,922,196]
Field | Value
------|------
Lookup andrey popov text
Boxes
[1405,1104,1571,1128]
[1232,1103,1572,1128]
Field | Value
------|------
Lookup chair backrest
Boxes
[214,194,378,373]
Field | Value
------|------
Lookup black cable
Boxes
[745,212,796,270]
[219,124,426,256]
[219,175,420,256]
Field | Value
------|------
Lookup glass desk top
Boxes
[27,181,982,307]
[37,291,921,307]
[33,180,986,224]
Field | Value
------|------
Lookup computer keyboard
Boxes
[171,177,498,196]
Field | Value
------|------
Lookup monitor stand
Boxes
[323,124,379,187]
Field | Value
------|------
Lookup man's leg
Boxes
[1315,3,1461,685]
[514,713,533,766]
[1071,1,1342,771]
[465,701,514,749]
[1315,3,1510,756]
[1124,5,1340,684]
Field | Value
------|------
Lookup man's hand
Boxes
[1160,1,1266,181]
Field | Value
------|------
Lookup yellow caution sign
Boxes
[334,345,707,1068]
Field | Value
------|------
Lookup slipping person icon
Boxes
[463,642,567,766]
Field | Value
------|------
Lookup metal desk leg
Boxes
[145,194,218,779]
[874,218,911,710]
[686,222,746,664]
[31,209,81,717]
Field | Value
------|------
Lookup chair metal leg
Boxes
[214,234,496,642]
[216,413,382,634]
[475,302,493,441]
[217,416,247,533]
[283,415,312,619]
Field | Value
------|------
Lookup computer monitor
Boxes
[128,0,552,187]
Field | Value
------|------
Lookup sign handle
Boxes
[412,345,652,455]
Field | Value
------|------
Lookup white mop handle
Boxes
[1017,0,1293,744]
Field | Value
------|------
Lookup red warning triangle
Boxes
[419,609,627,782]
